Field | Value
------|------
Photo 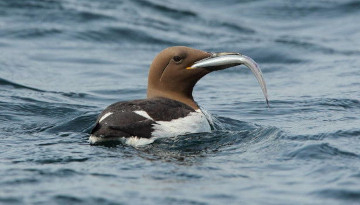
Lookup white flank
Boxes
[99,112,113,123]
[89,109,213,147]
[133,110,154,120]
[151,109,211,138]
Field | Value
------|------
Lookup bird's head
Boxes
[147,46,268,109]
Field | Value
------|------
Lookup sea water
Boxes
[1,0,359,204]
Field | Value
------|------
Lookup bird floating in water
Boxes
[89,46,268,146]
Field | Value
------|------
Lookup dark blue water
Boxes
[1,0,360,204]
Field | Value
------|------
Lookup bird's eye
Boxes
[173,56,182,63]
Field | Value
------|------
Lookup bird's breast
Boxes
[151,109,212,139]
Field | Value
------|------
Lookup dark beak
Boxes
[187,52,269,106]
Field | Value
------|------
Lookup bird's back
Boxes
[89,97,211,146]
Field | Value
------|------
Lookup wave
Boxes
[287,128,360,142]
[0,27,63,39]
[316,98,360,109]
[286,143,358,160]
[0,0,63,10]
[72,26,176,45]
[88,114,282,153]
[0,77,93,101]
[0,0,258,44]
[275,36,360,56]
[315,188,360,201]
[0,0,115,22]
[0,77,44,92]
[134,0,197,18]
[46,112,97,134]
[133,116,283,161]
[254,1,360,19]
[266,98,360,114]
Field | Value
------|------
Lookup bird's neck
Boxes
[147,88,199,110]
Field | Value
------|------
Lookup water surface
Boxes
[1,0,360,204]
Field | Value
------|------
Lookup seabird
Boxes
[89,46,268,146]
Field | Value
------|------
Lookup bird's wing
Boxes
[90,98,195,139]
[91,110,156,139]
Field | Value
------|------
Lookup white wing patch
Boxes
[133,110,154,120]
[99,112,113,123]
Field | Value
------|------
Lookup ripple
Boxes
[74,10,117,22]
[267,98,360,115]
[286,143,359,160]
[0,0,63,10]
[1,0,360,204]
[332,129,360,138]
[53,195,120,205]
[134,0,197,18]
[0,0,115,23]
[248,46,304,64]
[161,197,206,205]
[30,54,116,65]
[331,1,360,15]
[219,21,255,34]
[46,112,97,133]
[53,195,83,204]
[287,128,360,141]
[23,168,80,177]
[315,188,360,201]
[131,117,283,163]
[90,172,117,178]
[257,1,360,19]
[2,101,79,118]
[0,77,44,92]
[1,178,39,185]
[34,157,89,164]
[0,41,10,47]
[60,92,89,99]
[316,98,360,109]
[0,27,63,39]
[74,26,175,45]
[0,197,22,204]
[90,88,146,96]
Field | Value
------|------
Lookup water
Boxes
[1,0,360,204]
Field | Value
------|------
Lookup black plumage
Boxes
[91,97,195,139]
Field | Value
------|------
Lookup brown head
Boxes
[147,46,269,109]
[147,46,211,109]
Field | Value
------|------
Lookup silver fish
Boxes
[190,52,269,106]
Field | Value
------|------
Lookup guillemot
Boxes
[89,46,268,146]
